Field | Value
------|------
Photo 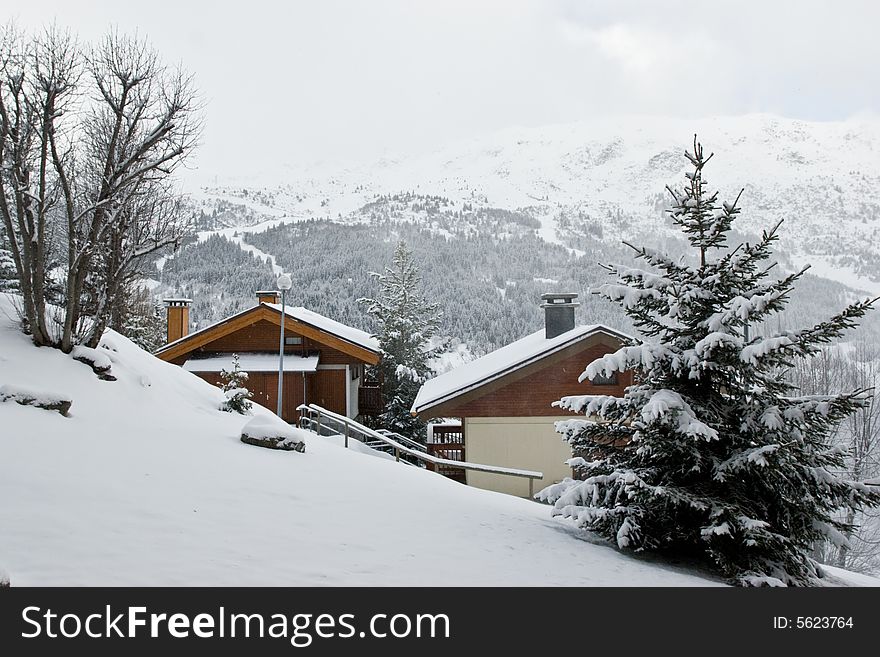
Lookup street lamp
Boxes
[276,273,293,419]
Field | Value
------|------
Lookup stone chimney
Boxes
[164,298,192,344]
[256,290,281,305]
[540,293,579,339]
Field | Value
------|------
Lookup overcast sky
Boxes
[8,0,880,183]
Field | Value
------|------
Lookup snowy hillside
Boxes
[1,298,875,586]
[193,114,880,294]
[0,294,731,586]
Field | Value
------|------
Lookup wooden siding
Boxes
[192,369,345,422]
[424,336,631,418]
[312,370,346,416]
[196,319,362,365]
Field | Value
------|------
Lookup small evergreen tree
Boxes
[359,241,446,440]
[218,353,253,415]
[539,138,880,586]
[0,225,18,293]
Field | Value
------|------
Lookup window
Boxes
[590,372,618,386]
[285,336,303,346]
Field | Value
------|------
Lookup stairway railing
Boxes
[297,403,544,496]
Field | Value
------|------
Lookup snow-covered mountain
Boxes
[193,114,880,293]
[157,114,880,359]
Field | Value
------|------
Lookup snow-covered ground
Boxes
[0,294,875,586]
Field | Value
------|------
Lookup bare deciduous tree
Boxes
[0,25,200,350]
[790,340,880,574]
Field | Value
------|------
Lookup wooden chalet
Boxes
[155,291,382,423]
[412,293,632,497]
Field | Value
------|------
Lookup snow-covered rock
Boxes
[240,415,307,452]
[72,345,115,380]
[0,383,72,416]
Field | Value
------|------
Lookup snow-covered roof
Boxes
[155,302,380,357]
[412,324,632,415]
[183,353,319,373]
[264,303,380,353]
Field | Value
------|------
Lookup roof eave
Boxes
[412,325,631,417]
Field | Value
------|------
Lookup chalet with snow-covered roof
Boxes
[155,291,381,423]
[412,293,632,497]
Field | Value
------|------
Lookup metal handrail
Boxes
[297,403,544,496]
[375,428,428,453]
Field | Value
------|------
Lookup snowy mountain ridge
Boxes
[191,113,880,293]
[152,114,880,361]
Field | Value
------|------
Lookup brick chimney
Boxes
[540,293,579,339]
[256,290,281,305]
[163,298,192,344]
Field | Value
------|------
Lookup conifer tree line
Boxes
[224,217,641,354]
[169,205,878,361]
[158,233,277,331]
[539,138,880,585]
[0,25,200,352]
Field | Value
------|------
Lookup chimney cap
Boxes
[163,298,192,306]
[256,290,281,296]
[540,292,579,307]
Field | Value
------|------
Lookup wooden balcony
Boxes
[426,423,466,483]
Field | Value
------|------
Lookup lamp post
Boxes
[276,273,293,419]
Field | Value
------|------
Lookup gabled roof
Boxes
[411,324,632,416]
[154,303,380,365]
[264,303,379,352]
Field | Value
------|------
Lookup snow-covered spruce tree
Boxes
[0,227,18,292]
[358,241,446,440]
[538,138,880,586]
[218,354,253,415]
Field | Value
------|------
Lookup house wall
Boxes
[191,369,346,422]
[440,337,630,418]
[464,417,573,497]
[313,366,348,417]
[422,333,629,498]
